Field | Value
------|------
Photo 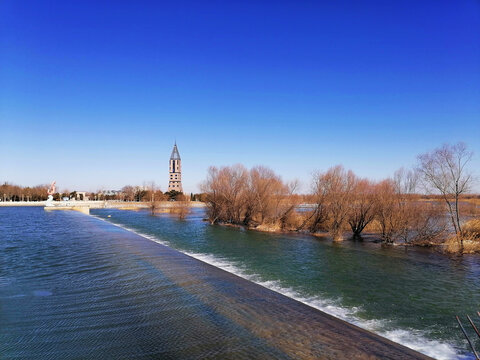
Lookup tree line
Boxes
[201,143,478,252]
[0,182,198,203]
[0,183,51,202]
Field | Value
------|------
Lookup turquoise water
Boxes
[90,207,480,360]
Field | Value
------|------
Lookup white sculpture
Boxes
[45,181,56,207]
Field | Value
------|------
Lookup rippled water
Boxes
[89,207,480,360]
[1,207,478,359]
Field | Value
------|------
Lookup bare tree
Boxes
[244,166,286,226]
[147,181,157,215]
[305,165,355,240]
[348,179,376,238]
[276,180,302,230]
[220,164,248,224]
[374,179,402,243]
[201,165,298,230]
[407,202,446,245]
[324,166,356,241]
[169,200,190,219]
[200,165,249,224]
[299,171,329,233]
[417,142,474,251]
[394,167,419,194]
[121,185,135,202]
[201,167,223,224]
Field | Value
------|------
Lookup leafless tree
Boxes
[374,179,402,243]
[170,200,190,219]
[201,165,299,230]
[201,167,223,224]
[299,172,329,233]
[324,166,356,241]
[146,181,157,215]
[244,166,286,226]
[304,165,355,240]
[201,165,249,224]
[394,167,419,194]
[121,185,135,202]
[276,180,302,230]
[407,202,446,245]
[417,142,474,251]
[348,179,376,237]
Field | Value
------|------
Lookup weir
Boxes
[44,206,90,214]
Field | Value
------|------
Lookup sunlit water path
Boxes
[91,208,480,360]
[1,207,478,359]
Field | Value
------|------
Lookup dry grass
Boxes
[463,240,480,253]
[444,237,480,254]
[444,236,462,253]
[363,219,382,233]
[118,206,142,210]
[255,223,282,233]
[445,219,480,253]
[283,212,305,231]
[463,219,480,241]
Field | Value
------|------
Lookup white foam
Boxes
[92,215,462,360]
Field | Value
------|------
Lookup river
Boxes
[1,207,479,359]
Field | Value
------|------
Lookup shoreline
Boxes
[207,220,454,251]
[205,219,480,255]
[0,200,206,208]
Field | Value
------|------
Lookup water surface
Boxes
[91,207,480,360]
[1,207,432,359]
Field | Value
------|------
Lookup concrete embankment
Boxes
[0,201,47,206]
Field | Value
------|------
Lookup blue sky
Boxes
[1,1,479,193]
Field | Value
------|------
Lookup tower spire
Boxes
[170,143,181,160]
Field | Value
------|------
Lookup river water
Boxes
[1,207,479,359]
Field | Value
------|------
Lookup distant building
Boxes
[168,143,183,192]
[99,190,121,196]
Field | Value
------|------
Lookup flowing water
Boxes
[1,207,479,359]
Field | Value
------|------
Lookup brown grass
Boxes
[255,223,282,233]
[445,219,480,253]
[463,219,480,241]
[444,236,462,253]
[363,219,382,233]
[463,240,480,254]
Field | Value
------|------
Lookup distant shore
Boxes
[0,200,206,209]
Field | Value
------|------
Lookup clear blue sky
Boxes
[1,1,479,193]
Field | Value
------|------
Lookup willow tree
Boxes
[417,142,474,251]
[306,165,355,241]
[348,179,376,238]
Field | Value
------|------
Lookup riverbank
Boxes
[207,216,480,255]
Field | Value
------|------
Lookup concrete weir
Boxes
[44,206,90,215]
